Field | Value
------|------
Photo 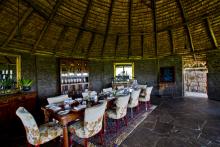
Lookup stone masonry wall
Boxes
[207,51,220,100]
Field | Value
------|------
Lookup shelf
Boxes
[61,82,89,86]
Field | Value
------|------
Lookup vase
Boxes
[22,86,31,91]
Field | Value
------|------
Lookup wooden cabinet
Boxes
[60,58,89,94]
[0,92,37,128]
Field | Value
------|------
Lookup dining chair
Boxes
[16,107,63,147]
[117,85,124,90]
[89,91,97,96]
[139,86,153,110]
[127,89,141,118]
[103,87,113,93]
[47,94,69,104]
[106,94,130,132]
[82,92,89,100]
[139,84,147,89]
[68,101,107,147]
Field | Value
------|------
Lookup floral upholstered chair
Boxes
[128,89,141,118]
[106,94,130,131]
[139,86,153,110]
[16,107,63,147]
[117,85,124,90]
[103,87,113,93]
[47,94,69,104]
[68,101,107,147]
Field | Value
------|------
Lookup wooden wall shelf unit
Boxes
[60,58,89,95]
[0,92,37,128]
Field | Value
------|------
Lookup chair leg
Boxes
[137,105,140,113]
[130,108,133,118]
[145,101,148,110]
[69,134,73,146]
[99,130,104,145]
[147,101,151,110]
[115,119,119,132]
[27,141,32,147]
[124,115,128,126]
[84,138,88,147]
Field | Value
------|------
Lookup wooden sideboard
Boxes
[0,92,37,128]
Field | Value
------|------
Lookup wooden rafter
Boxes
[128,0,132,57]
[115,35,119,57]
[24,0,104,36]
[101,0,115,57]
[176,0,195,53]
[168,29,175,54]
[205,18,218,49]
[86,32,95,58]
[141,34,144,58]
[1,7,33,48]
[53,26,68,54]
[151,0,157,57]
[71,0,93,55]
[31,0,63,53]
[24,0,49,19]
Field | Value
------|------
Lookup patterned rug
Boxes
[70,105,157,147]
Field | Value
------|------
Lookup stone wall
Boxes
[88,57,183,97]
[21,53,59,99]
[159,56,183,97]
[89,59,158,95]
[207,51,220,100]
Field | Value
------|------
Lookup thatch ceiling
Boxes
[0,0,220,60]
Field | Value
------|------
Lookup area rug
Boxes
[70,105,157,147]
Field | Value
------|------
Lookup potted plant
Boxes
[19,79,33,91]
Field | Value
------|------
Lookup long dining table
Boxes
[43,91,130,147]
[42,97,114,147]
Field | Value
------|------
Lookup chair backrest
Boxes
[117,85,124,90]
[47,94,69,104]
[139,85,147,89]
[103,87,113,93]
[84,101,107,137]
[129,89,141,107]
[82,92,89,100]
[89,91,97,96]
[145,86,153,101]
[16,107,40,145]
[115,94,130,118]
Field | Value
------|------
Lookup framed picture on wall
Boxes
[160,66,175,83]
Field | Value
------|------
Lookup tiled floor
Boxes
[2,96,220,147]
[121,97,220,147]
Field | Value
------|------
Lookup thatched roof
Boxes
[0,0,220,60]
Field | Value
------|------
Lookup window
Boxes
[0,53,21,92]
[114,63,134,82]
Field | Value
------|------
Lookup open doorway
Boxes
[183,60,208,98]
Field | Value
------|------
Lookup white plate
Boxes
[73,104,86,110]
[57,110,70,115]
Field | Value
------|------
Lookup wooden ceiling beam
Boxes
[115,35,119,58]
[176,0,195,54]
[168,29,175,54]
[86,32,95,58]
[25,0,104,36]
[128,0,132,58]
[71,0,93,55]
[53,25,68,54]
[1,7,33,48]
[151,0,157,57]
[101,0,115,57]
[23,0,49,18]
[205,18,218,49]
[31,0,63,53]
